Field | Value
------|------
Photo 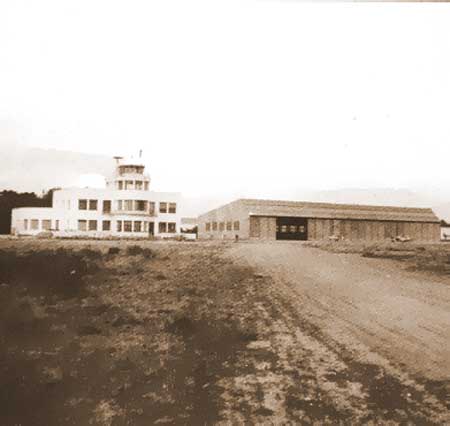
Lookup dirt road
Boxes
[228,241,450,423]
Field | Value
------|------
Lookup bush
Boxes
[108,247,120,255]
[78,248,102,260]
[126,245,154,258]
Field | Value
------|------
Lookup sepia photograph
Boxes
[1,1,449,425]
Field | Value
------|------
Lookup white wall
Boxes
[12,187,183,238]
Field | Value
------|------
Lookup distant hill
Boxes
[0,145,114,194]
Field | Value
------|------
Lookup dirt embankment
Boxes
[0,240,289,425]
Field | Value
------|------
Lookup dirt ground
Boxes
[0,238,449,425]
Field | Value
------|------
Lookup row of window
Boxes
[78,220,176,233]
[118,165,145,175]
[116,180,149,191]
[24,219,59,231]
[78,199,176,214]
[205,221,240,232]
[22,218,176,234]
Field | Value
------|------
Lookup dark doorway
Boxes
[149,222,154,236]
[276,217,308,240]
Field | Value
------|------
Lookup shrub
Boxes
[126,245,154,258]
[108,247,120,255]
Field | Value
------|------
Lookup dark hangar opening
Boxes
[276,217,308,240]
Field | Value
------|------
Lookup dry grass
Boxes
[305,240,450,274]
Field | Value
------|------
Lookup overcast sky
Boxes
[1,1,450,198]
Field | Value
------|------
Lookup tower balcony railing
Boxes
[110,209,158,217]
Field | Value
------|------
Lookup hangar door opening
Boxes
[276,217,308,240]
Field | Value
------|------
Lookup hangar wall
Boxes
[197,200,251,239]
[307,218,440,242]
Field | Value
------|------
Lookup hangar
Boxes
[198,199,441,242]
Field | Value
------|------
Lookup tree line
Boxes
[0,190,54,234]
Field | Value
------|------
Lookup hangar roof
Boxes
[239,199,439,223]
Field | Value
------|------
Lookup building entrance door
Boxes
[276,217,308,240]
[149,222,154,236]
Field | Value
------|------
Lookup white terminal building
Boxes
[11,157,182,238]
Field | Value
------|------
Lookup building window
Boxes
[24,219,28,230]
[226,221,232,231]
[31,219,39,230]
[125,180,133,190]
[168,222,176,233]
[136,200,147,211]
[159,202,168,213]
[102,220,111,231]
[169,203,176,214]
[135,181,143,190]
[212,222,218,231]
[103,200,111,213]
[55,220,60,231]
[124,221,132,232]
[42,220,51,231]
[144,181,149,191]
[117,220,122,232]
[89,200,98,210]
[124,200,133,211]
[119,165,144,175]
[134,221,142,232]
[89,220,97,231]
[79,199,87,210]
[159,222,167,233]
[233,221,240,231]
[205,222,211,231]
[149,202,156,216]
[118,181,123,190]
[117,200,123,211]
[78,220,87,231]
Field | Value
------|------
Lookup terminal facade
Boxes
[11,158,182,238]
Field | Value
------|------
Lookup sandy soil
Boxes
[1,238,449,425]
[228,241,450,423]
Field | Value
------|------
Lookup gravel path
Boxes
[227,241,450,423]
